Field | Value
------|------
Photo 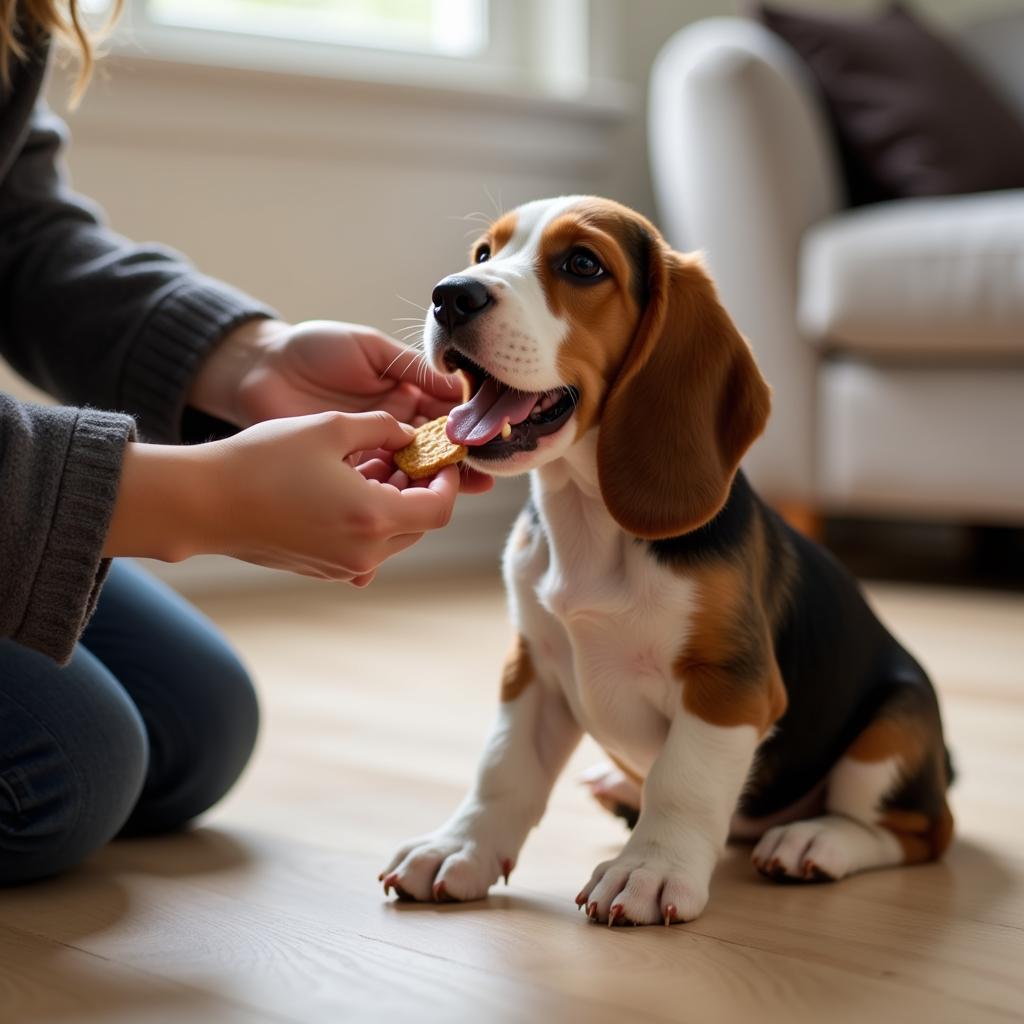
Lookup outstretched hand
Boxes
[106,411,466,587]
[188,318,491,494]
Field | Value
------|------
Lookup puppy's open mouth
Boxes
[443,348,579,459]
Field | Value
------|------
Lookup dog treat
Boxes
[394,416,467,479]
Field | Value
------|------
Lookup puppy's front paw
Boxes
[576,848,710,926]
[379,832,513,903]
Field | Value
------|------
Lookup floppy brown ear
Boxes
[597,248,771,539]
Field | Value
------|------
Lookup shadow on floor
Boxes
[0,828,260,1023]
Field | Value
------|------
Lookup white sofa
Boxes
[648,12,1024,525]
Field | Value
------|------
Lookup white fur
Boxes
[751,815,904,881]
[826,756,901,823]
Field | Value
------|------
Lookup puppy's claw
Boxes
[586,902,598,921]
[383,872,399,897]
[501,858,513,885]
[433,880,449,902]
[575,891,588,908]
[608,905,624,928]
[664,904,677,927]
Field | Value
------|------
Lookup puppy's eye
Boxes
[475,244,491,264]
[562,248,605,279]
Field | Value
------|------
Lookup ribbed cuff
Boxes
[120,276,276,443]
[15,409,136,665]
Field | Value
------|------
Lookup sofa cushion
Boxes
[799,190,1024,357]
[818,361,1024,520]
[755,3,1024,205]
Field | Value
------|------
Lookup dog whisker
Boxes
[378,347,423,382]
[483,185,504,218]
[396,294,430,313]
[454,211,493,224]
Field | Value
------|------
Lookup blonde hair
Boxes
[1,0,123,104]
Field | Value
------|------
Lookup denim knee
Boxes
[119,642,259,837]
[0,643,148,886]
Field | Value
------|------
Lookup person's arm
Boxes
[2,398,461,665]
[104,412,458,580]
[0,104,274,442]
[0,394,135,664]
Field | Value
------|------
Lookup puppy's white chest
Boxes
[517,454,697,768]
[542,559,695,724]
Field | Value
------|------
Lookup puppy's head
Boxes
[425,195,770,537]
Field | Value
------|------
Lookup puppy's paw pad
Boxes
[752,820,850,882]
[380,834,506,903]
[578,762,642,817]
[577,856,709,926]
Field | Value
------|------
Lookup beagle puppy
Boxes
[381,196,953,926]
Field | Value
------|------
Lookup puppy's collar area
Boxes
[443,346,578,451]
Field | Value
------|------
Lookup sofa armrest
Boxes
[648,17,844,503]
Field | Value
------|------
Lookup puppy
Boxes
[381,196,953,926]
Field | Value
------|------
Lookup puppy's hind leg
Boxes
[753,681,954,882]
[579,761,642,829]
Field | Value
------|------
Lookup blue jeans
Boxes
[0,562,259,885]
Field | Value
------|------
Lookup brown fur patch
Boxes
[845,715,929,767]
[880,803,955,864]
[482,212,518,259]
[525,201,648,438]
[597,248,771,539]
[500,634,534,703]
[930,802,955,858]
[674,561,787,735]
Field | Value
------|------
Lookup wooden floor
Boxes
[3,571,1023,1023]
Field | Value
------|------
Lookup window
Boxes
[142,0,487,58]
[86,0,594,101]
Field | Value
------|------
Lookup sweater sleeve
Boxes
[0,394,135,664]
[0,104,276,443]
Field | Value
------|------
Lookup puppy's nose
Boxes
[432,276,492,333]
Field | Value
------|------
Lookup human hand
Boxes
[105,411,461,586]
[188,318,491,494]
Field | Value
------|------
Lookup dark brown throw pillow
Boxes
[755,2,1024,205]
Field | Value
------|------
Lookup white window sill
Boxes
[96,30,635,124]
[61,41,633,177]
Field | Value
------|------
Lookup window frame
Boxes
[95,0,594,100]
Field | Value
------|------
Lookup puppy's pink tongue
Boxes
[446,377,539,445]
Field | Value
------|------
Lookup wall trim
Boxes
[57,53,633,176]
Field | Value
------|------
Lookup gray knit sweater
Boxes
[1,45,272,664]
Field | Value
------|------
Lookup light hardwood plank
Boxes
[2,572,1022,1023]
